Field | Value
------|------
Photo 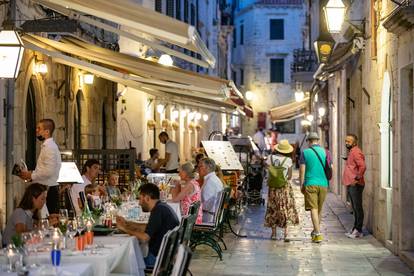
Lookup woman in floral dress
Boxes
[264,139,299,241]
[171,162,203,224]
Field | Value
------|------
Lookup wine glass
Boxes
[59,209,69,225]
[30,230,43,267]
[76,217,85,235]
[66,220,78,251]
[39,218,50,237]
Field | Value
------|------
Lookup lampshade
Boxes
[0,30,24,78]
[157,104,165,114]
[323,0,346,33]
[245,91,254,101]
[83,73,94,84]
[34,62,48,75]
[203,114,209,121]
[318,107,326,117]
[158,54,174,66]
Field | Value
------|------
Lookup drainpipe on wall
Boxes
[5,0,17,218]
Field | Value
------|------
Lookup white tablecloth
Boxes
[0,263,93,276]
[1,236,146,276]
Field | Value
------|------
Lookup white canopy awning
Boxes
[22,34,238,112]
[269,98,310,122]
[32,0,215,68]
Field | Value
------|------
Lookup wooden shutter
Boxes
[270,19,284,40]
[270,58,284,83]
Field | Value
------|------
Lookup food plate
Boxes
[93,225,115,236]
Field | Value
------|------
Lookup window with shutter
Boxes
[233,29,237,48]
[190,4,195,26]
[240,69,244,85]
[176,0,181,19]
[184,0,189,22]
[155,0,162,12]
[270,19,284,40]
[232,70,237,84]
[240,24,244,45]
[167,0,174,17]
[270,58,284,83]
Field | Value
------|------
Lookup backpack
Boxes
[267,156,288,189]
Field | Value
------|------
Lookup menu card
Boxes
[201,141,244,171]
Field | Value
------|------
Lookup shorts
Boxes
[304,185,328,213]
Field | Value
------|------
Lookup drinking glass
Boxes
[66,220,78,251]
[76,217,85,235]
[59,209,69,225]
[30,230,43,267]
[39,219,50,237]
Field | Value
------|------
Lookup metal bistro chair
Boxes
[170,244,193,276]
[149,226,180,276]
[190,189,230,260]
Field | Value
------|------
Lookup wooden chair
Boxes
[190,189,230,260]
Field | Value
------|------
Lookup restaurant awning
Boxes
[32,0,215,68]
[22,34,244,114]
[269,97,310,122]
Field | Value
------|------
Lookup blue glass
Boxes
[51,250,61,266]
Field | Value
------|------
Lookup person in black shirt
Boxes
[116,183,179,267]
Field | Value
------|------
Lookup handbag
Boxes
[267,156,288,189]
[310,147,332,181]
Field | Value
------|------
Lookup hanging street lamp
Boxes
[323,0,346,34]
[0,30,24,78]
[314,33,335,64]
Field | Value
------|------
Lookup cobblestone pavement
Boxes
[189,178,414,276]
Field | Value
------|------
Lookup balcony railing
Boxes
[256,0,303,5]
[291,48,317,73]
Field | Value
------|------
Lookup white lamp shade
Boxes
[245,91,254,101]
[34,63,48,74]
[301,119,311,126]
[203,114,209,121]
[188,111,195,121]
[157,104,165,114]
[318,107,326,117]
[83,73,94,84]
[158,54,174,66]
[180,110,187,117]
[306,114,314,122]
[295,91,305,102]
[324,0,346,33]
[172,109,179,120]
[0,30,24,78]
[195,112,202,120]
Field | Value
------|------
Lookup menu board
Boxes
[201,141,244,171]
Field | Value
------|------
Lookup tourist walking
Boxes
[264,140,299,241]
[342,134,366,238]
[299,132,332,243]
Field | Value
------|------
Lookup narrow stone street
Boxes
[189,177,414,275]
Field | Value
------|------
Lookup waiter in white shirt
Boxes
[198,158,223,223]
[19,119,62,214]
[158,132,179,173]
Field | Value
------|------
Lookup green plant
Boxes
[11,235,23,248]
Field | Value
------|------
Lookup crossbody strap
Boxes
[309,147,327,170]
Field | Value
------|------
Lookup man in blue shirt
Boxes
[299,132,331,243]
[116,183,179,267]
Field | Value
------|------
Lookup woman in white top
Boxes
[264,139,299,241]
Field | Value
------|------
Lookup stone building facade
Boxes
[317,0,414,268]
[232,0,307,138]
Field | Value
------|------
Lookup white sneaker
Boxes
[347,229,363,239]
[345,228,355,237]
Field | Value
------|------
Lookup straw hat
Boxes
[274,139,293,154]
[306,132,320,141]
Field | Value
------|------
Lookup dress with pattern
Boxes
[181,179,203,224]
[264,155,299,228]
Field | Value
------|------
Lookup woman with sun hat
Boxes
[264,139,299,241]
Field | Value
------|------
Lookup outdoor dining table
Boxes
[0,235,146,276]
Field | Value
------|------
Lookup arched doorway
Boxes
[25,81,37,170]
